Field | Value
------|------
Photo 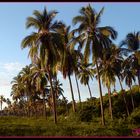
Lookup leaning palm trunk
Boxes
[129,85,135,110]
[87,83,92,98]
[47,69,57,124]
[75,74,81,104]
[118,76,130,116]
[107,86,113,120]
[68,74,76,112]
[95,60,105,126]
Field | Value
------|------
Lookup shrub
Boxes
[128,107,140,124]
[76,105,96,122]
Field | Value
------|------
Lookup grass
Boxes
[0,116,136,136]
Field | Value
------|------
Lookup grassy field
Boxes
[0,116,139,136]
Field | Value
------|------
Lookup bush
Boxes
[128,107,140,124]
[76,105,95,122]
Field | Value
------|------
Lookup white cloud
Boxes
[3,62,24,73]
[0,62,27,87]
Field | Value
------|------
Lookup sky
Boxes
[0,2,140,107]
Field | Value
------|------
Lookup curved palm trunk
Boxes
[68,74,76,112]
[47,69,57,124]
[75,74,81,104]
[129,85,135,111]
[107,86,113,120]
[118,76,130,116]
[95,60,105,126]
[87,83,92,98]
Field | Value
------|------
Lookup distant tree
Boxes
[0,95,6,112]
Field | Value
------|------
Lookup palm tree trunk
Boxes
[95,60,105,126]
[87,83,92,98]
[35,101,38,119]
[118,76,130,116]
[75,74,81,104]
[68,74,76,112]
[129,85,135,110]
[47,69,57,124]
[26,91,30,117]
[137,69,140,87]
[107,86,113,120]
[43,91,47,120]
[0,101,2,115]
[61,93,69,115]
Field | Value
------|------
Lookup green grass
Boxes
[0,116,136,136]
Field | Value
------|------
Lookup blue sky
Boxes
[0,2,140,106]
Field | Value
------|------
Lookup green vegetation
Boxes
[1,86,140,136]
[0,116,133,136]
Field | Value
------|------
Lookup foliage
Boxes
[128,107,140,124]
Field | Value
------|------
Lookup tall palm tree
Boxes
[78,63,94,99]
[21,8,64,124]
[31,58,48,118]
[112,47,130,116]
[123,58,136,110]
[99,45,119,120]
[74,53,83,104]
[120,32,140,86]
[73,4,117,125]
[55,24,80,112]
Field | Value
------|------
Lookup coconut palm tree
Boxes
[19,64,34,117]
[78,63,94,99]
[21,8,64,124]
[55,24,80,112]
[0,95,6,113]
[11,74,25,101]
[31,58,48,118]
[99,45,120,120]
[112,46,130,116]
[123,58,136,110]
[120,31,140,86]
[73,4,117,125]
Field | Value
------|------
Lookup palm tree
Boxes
[99,45,119,120]
[123,58,136,110]
[52,79,63,97]
[56,25,80,112]
[31,58,48,118]
[120,32,140,86]
[0,95,6,113]
[11,74,25,102]
[78,63,94,99]
[19,64,34,117]
[6,98,11,107]
[112,46,130,116]
[5,98,12,116]
[21,8,64,124]
[73,4,117,125]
